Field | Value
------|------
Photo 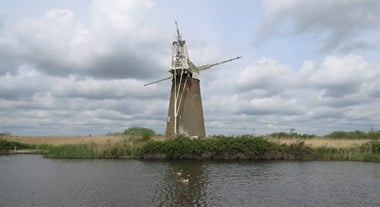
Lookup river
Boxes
[0,155,379,206]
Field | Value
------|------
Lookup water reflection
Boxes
[156,160,207,206]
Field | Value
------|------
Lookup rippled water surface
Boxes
[0,155,379,206]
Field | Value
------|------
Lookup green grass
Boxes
[40,142,134,159]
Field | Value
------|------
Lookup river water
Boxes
[0,155,379,207]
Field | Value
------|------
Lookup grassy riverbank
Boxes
[0,138,35,155]
[2,133,379,161]
[140,136,380,161]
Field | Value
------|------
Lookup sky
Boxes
[1,0,380,136]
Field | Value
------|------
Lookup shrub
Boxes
[285,141,315,160]
[370,141,380,153]
[0,139,33,151]
[123,127,155,143]
[141,135,280,160]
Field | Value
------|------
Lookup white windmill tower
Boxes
[145,22,241,138]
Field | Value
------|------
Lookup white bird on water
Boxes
[175,170,182,176]
[175,170,189,183]
[178,177,189,184]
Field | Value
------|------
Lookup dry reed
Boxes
[268,138,370,149]
[8,135,166,146]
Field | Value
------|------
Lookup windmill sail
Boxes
[198,56,241,71]
[144,76,171,86]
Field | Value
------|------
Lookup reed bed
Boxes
[9,135,122,145]
[268,138,369,149]
[9,135,166,146]
[41,141,133,159]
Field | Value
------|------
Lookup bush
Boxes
[370,141,380,153]
[0,139,33,151]
[123,127,155,143]
[141,135,279,160]
[284,141,314,160]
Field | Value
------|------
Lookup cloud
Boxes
[305,55,372,96]
[235,55,375,101]
[366,82,380,98]
[0,16,3,31]
[0,0,195,135]
[203,54,380,135]
[0,65,54,100]
[1,53,379,135]
[0,58,170,135]
[0,0,168,79]
[1,0,379,136]
[255,0,380,53]
[238,96,305,115]
[52,77,167,100]
[236,58,298,96]
[0,81,169,135]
